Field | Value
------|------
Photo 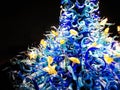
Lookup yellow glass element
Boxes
[60,39,65,44]
[68,57,80,64]
[91,42,97,47]
[117,26,120,32]
[51,30,58,36]
[28,52,37,60]
[104,54,113,64]
[104,27,109,35]
[40,39,47,48]
[43,64,57,74]
[70,29,78,36]
[88,42,97,48]
[47,56,53,66]
[43,56,57,74]
[100,18,108,26]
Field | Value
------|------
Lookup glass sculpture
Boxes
[4,0,120,90]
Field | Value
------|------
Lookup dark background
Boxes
[0,0,120,65]
[0,0,60,64]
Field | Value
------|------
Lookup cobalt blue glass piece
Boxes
[85,47,106,71]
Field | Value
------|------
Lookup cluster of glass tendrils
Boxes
[7,0,120,90]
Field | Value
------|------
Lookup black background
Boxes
[0,0,120,64]
[0,0,60,64]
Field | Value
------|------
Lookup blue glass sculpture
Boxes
[7,0,120,90]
